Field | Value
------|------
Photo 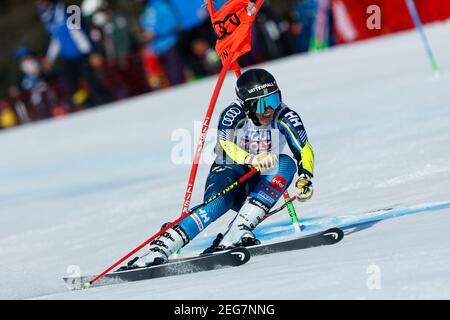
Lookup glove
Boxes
[296,174,314,202]
[245,152,279,173]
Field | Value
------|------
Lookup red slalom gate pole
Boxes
[180,52,237,215]
[86,167,258,288]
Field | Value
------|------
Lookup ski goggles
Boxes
[246,91,282,114]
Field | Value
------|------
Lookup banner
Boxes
[331,0,450,44]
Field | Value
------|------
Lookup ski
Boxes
[63,247,250,290]
[247,227,344,256]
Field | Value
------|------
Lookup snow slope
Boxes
[1,22,450,300]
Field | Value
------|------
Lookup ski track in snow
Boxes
[1,22,450,299]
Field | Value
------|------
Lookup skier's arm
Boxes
[276,108,315,177]
[219,139,250,164]
[216,104,250,164]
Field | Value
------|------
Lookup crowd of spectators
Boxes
[0,0,335,130]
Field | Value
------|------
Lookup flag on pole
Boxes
[206,0,264,71]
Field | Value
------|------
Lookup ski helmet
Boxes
[235,69,282,115]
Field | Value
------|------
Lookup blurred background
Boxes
[0,0,449,130]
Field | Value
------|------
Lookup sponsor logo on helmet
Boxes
[247,82,277,95]
[269,175,286,192]
[221,107,242,126]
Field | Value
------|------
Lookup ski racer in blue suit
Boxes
[132,69,315,267]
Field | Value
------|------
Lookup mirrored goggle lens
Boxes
[248,92,281,114]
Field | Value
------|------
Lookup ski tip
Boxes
[83,282,92,289]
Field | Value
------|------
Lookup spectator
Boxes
[82,0,151,98]
[141,46,168,90]
[36,0,114,110]
[168,0,217,78]
[191,38,222,75]
[252,2,292,61]
[16,48,44,93]
[7,85,32,125]
[15,47,66,120]
[264,0,305,56]
[140,0,186,86]
[292,0,336,52]
[0,100,18,129]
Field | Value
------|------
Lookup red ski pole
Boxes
[85,167,258,288]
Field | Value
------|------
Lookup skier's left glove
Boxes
[295,174,314,202]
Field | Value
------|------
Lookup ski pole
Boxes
[85,167,259,288]
[262,195,298,222]
[283,191,301,233]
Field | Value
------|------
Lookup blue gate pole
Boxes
[405,0,440,77]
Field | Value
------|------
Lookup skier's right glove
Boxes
[245,152,279,173]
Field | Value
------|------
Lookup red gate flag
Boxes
[206,0,264,71]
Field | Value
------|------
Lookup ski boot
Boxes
[202,198,266,254]
[122,225,189,270]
